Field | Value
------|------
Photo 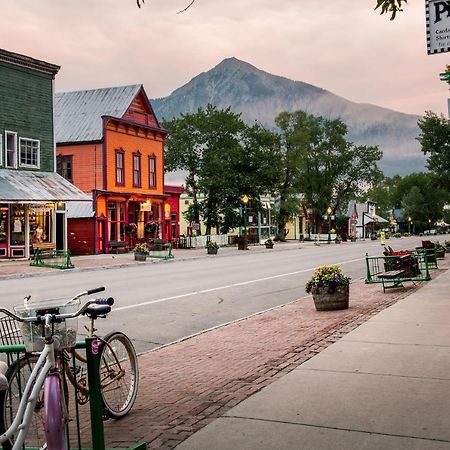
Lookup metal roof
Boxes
[54,84,142,143]
[0,169,90,202]
[66,201,94,218]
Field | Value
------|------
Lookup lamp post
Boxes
[408,216,412,234]
[239,194,250,250]
[327,207,332,243]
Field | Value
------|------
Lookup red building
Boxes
[55,85,182,254]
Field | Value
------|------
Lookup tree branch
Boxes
[177,0,196,14]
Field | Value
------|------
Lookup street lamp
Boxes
[408,216,412,234]
[327,207,332,243]
[239,195,250,250]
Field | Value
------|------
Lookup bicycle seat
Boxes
[84,304,111,319]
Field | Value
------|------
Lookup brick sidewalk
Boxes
[101,260,449,450]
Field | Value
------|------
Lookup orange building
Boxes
[55,85,170,254]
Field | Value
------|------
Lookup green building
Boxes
[0,48,88,259]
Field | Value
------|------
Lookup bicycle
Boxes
[0,286,139,450]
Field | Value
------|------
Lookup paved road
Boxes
[0,237,427,354]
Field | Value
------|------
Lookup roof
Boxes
[66,201,94,218]
[0,169,90,202]
[0,48,60,77]
[54,84,142,143]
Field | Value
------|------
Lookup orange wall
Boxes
[57,143,103,194]
[105,127,165,196]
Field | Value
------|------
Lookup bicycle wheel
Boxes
[0,354,45,450]
[99,331,139,419]
[44,373,68,450]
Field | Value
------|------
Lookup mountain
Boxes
[152,57,426,176]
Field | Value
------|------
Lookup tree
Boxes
[274,111,382,235]
[163,105,279,235]
[375,0,407,20]
[417,111,450,190]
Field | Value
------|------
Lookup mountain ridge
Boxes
[152,57,426,176]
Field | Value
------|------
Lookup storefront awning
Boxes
[0,169,90,202]
[364,213,388,224]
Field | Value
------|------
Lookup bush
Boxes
[393,233,402,238]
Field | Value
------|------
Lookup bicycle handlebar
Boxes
[0,288,113,324]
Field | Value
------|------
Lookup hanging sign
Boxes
[426,0,450,54]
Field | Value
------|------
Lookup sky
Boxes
[1,0,449,117]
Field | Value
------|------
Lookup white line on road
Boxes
[114,257,363,312]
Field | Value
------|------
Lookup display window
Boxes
[10,205,25,246]
[108,201,125,242]
[29,206,53,245]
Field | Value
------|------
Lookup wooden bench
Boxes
[108,241,128,254]
[378,270,406,292]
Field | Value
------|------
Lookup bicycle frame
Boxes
[1,340,55,449]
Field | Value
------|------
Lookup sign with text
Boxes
[426,0,450,54]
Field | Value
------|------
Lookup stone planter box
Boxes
[207,248,218,255]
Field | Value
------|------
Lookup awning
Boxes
[0,169,90,202]
[364,213,388,224]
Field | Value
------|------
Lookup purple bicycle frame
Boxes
[44,372,66,450]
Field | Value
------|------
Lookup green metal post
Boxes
[365,253,372,283]
[85,337,105,450]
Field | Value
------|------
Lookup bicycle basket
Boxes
[0,316,23,346]
[14,299,80,352]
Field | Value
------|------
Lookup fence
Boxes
[188,234,229,248]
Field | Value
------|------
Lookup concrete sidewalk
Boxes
[176,263,450,450]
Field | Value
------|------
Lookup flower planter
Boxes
[265,243,274,249]
[311,285,349,311]
[207,248,218,255]
[134,253,147,261]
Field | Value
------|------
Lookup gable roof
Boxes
[55,84,143,144]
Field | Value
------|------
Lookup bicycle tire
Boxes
[99,331,139,419]
[44,372,68,450]
[0,354,45,450]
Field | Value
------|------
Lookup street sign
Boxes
[426,0,450,54]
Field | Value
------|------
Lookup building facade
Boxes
[0,48,88,259]
[55,85,172,254]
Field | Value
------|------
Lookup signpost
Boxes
[426,0,450,54]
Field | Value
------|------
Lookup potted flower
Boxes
[265,238,274,249]
[206,240,219,255]
[335,236,342,244]
[305,264,351,311]
[133,242,148,261]
[445,240,450,252]
[434,241,446,258]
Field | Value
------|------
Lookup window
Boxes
[133,152,141,187]
[149,155,156,188]
[5,131,17,168]
[19,138,39,168]
[56,155,73,182]
[115,149,125,186]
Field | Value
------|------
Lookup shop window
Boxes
[57,155,73,182]
[115,149,125,186]
[10,205,25,245]
[19,138,40,168]
[29,206,53,245]
[0,208,7,245]
[5,131,17,169]
[108,201,125,242]
[133,152,141,187]
[149,155,156,188]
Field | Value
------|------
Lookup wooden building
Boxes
[0,48,89,259]
[55,84,173,254]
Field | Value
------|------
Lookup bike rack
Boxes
[0,338,146,450]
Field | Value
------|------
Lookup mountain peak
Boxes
[151,58,426,176]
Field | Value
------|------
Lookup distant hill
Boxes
[152,58,426,177]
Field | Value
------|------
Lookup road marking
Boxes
[114,256,363,312]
